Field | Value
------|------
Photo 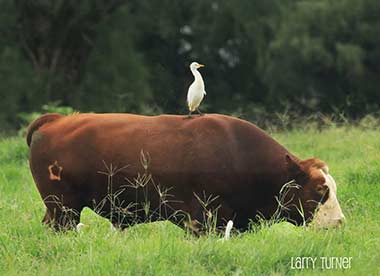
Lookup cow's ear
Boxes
[285,154,307,182]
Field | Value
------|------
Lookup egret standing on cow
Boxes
[187,62,206,117]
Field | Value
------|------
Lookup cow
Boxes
[26,113,345,232]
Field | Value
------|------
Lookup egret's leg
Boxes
[197,108,204,116]
[188,110,193,118]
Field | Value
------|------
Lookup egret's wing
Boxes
[187,85,195,108]
[203,90,207,95]
[187,89,192,104]
[187,83,196,101]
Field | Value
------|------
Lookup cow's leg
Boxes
[42,208,53,225]
[42,197,84,231]
[44,206,83,231]
[92,202,136,231]
[111,221,129,231]
[173,196,236,236]
[110,215,129,230]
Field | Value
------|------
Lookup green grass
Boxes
[0,127,379,275]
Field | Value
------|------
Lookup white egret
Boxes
[187,61,206,117]
[76,222,86,232]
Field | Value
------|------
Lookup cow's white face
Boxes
[312,169,345,228]
[285,155,345,227]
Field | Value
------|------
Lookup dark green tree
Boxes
[264,0,380,115]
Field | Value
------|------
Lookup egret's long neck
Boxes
[191,67,203,83]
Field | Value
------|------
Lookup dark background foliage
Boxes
[0,0,379,130]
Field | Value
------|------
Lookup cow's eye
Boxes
[316,185,324,194]
[317,186,329,202]
[316,184,328,196]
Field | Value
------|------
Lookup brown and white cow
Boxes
[26,113,345,231]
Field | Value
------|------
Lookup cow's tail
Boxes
[26,113,64,147]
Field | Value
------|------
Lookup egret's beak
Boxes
[198,64,205,68]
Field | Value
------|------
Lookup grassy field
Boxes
[0,126,379,275]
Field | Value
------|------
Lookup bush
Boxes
[17,102,77,137]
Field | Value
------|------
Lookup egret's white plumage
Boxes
[187,62,206,116]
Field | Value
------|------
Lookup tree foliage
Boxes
[0,0,379,129]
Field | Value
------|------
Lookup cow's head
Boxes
[284,155,345,228]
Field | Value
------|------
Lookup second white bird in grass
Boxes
[224,220,233,241]
[187,62,206,117]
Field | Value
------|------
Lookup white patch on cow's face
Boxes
[312,170,345,228]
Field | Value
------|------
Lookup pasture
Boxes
[0,125,379,275]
